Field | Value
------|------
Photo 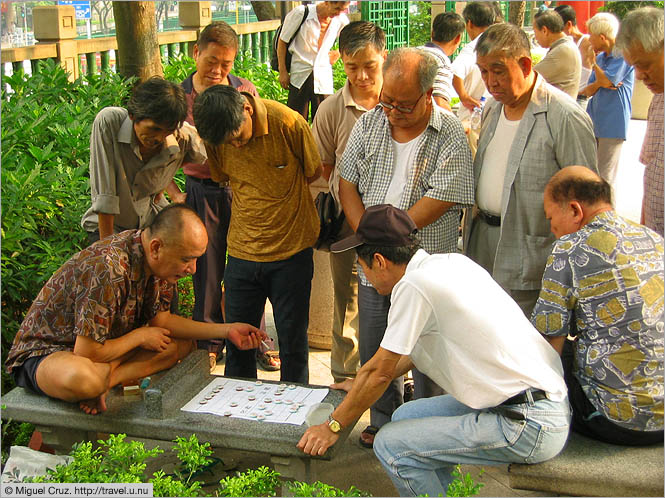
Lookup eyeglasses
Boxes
[378,91,425,114]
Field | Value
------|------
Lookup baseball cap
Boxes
[330,204,418,253]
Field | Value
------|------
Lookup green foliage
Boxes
[177,275,195,319]
[288,480,371,497]
[28,434,162,483]
[409,1,432,47]
[446,465,484,497]
[150,470,203,497]
[1,419,35,464]
[172,434,213,483]
[333,58,347,92]
[1,61,134,396]
[163,53,196,83]
[234,52,289,104]
[217,466,281,497]
[599,1,664,19]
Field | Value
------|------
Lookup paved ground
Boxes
[147,119,650,496]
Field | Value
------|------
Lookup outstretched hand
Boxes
[227,323,267,350]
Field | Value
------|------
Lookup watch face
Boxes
[329,419,341,433]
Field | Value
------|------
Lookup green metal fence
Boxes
[360,1,409,50]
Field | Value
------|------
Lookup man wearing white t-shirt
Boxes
[338,47,474,448]
[465,23,596,317]
[277,1,349,121]
[297,205,571,497]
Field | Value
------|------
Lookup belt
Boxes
[187,176,229,188]
[501,389,548,406]
[478,210,501,227]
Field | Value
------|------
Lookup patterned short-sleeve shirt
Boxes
[531,211,664,431]
[340,104,474,285]
[5,230,174,372]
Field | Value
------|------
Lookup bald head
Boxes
[147,203,206,247]
[546,166,612,206]
[383,47,438,93]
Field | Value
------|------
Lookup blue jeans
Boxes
[373,394,571,497]
[223,248,313,384]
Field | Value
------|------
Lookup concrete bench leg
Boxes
[271,455,313,495]
[35,425,95,455]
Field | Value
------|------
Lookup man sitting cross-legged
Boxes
[5,204,265,414]
[532,166,664,445]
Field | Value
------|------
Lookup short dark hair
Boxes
[356,234,422,268]
[534,10,564,33]
[339,21,385,57]
[147,203,202,245]
[463,2,498,28]
[432,12,465,43]
[548,176,612,206]
[193,84,247,146]
[197,21,238,52]
[475,23,531,59]
[554,5,577,26]
[126,77,187,130]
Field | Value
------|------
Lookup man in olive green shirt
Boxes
[193,86,321,383]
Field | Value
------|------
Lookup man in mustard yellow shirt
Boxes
[193,86,321,383]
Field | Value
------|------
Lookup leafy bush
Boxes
[1,61,134,396]
[446,465,484,497]
[288,480,371,497]
[217,466,281,497]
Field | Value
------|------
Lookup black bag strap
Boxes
[284,4,310,47]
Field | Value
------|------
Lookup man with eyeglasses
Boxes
[338,47,474,448]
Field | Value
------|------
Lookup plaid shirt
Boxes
[640,93,664,236]
[340,103,474,284]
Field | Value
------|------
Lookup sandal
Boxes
[257,350,281,371]
[359,425,379,449]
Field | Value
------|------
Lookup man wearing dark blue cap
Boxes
[297,204,571,497]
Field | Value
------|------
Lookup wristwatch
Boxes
[327,415,342,433]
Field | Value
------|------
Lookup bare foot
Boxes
[79,391,108,415]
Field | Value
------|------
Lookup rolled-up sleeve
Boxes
[89,111,120,215]
[181,121,208,164]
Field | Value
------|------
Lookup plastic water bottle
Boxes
[470,96,486,131]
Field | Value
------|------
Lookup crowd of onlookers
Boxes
[5,2,663,496]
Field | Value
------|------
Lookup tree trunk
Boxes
[508,1,526,27]
[250,1,276,21]
[112,1,163,80]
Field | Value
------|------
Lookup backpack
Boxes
[270,5,309,72]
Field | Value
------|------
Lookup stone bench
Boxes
[0,350,357,484]
[508,431,664,496]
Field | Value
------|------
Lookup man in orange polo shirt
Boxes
[193,85,321,383]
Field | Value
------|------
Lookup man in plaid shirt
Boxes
[338,47,474,447]
[617,7,664,236]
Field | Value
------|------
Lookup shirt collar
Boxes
[243,92,269,138]
[341,80,373,111]
[548,36,569,52]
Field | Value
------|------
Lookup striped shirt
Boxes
[421,43,455,104]
[340,104,474,285]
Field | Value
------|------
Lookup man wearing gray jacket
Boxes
[465,23,597,316]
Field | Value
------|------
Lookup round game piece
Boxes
[288,384,296,389]
[279,384,286,389]
[250,413,257,418]
[224,411,232,417]
[257,404,266,410]
[274,391,282,396]
[248,395,256,401]
[255,380,263,386]
[264,398,272,403]
[246,387,254,392]
[230,402,238,407]
[199,400,208,405]
[297,402,305,407]
[290,406,298,412]
[235,386,244,391]
[274,399,282,404]
[256,414,266,421]
[284,399,292,405]
[205,395,214,400]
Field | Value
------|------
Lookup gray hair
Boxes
[475,23,531,59]
[534,9,564,33]
[586,12,619,40]
[383,47,438,93]
[616,7,664,54]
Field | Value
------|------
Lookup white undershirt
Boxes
[384,133,422,206]
[477,109,521,216]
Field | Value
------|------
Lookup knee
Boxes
[63,362,109,399]
[372,425,394,464]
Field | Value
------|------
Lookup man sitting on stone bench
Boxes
[297,204,570,497]
[532,166,664,445]
[5,204,265,415]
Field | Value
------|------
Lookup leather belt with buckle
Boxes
[478,210,501,227]
[501,389,548,406]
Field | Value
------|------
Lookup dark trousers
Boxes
[223,248,313,384]
[563,340,663,446]
[185,176,232,355]
[287,72,327,122]
[357,283,444,428]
